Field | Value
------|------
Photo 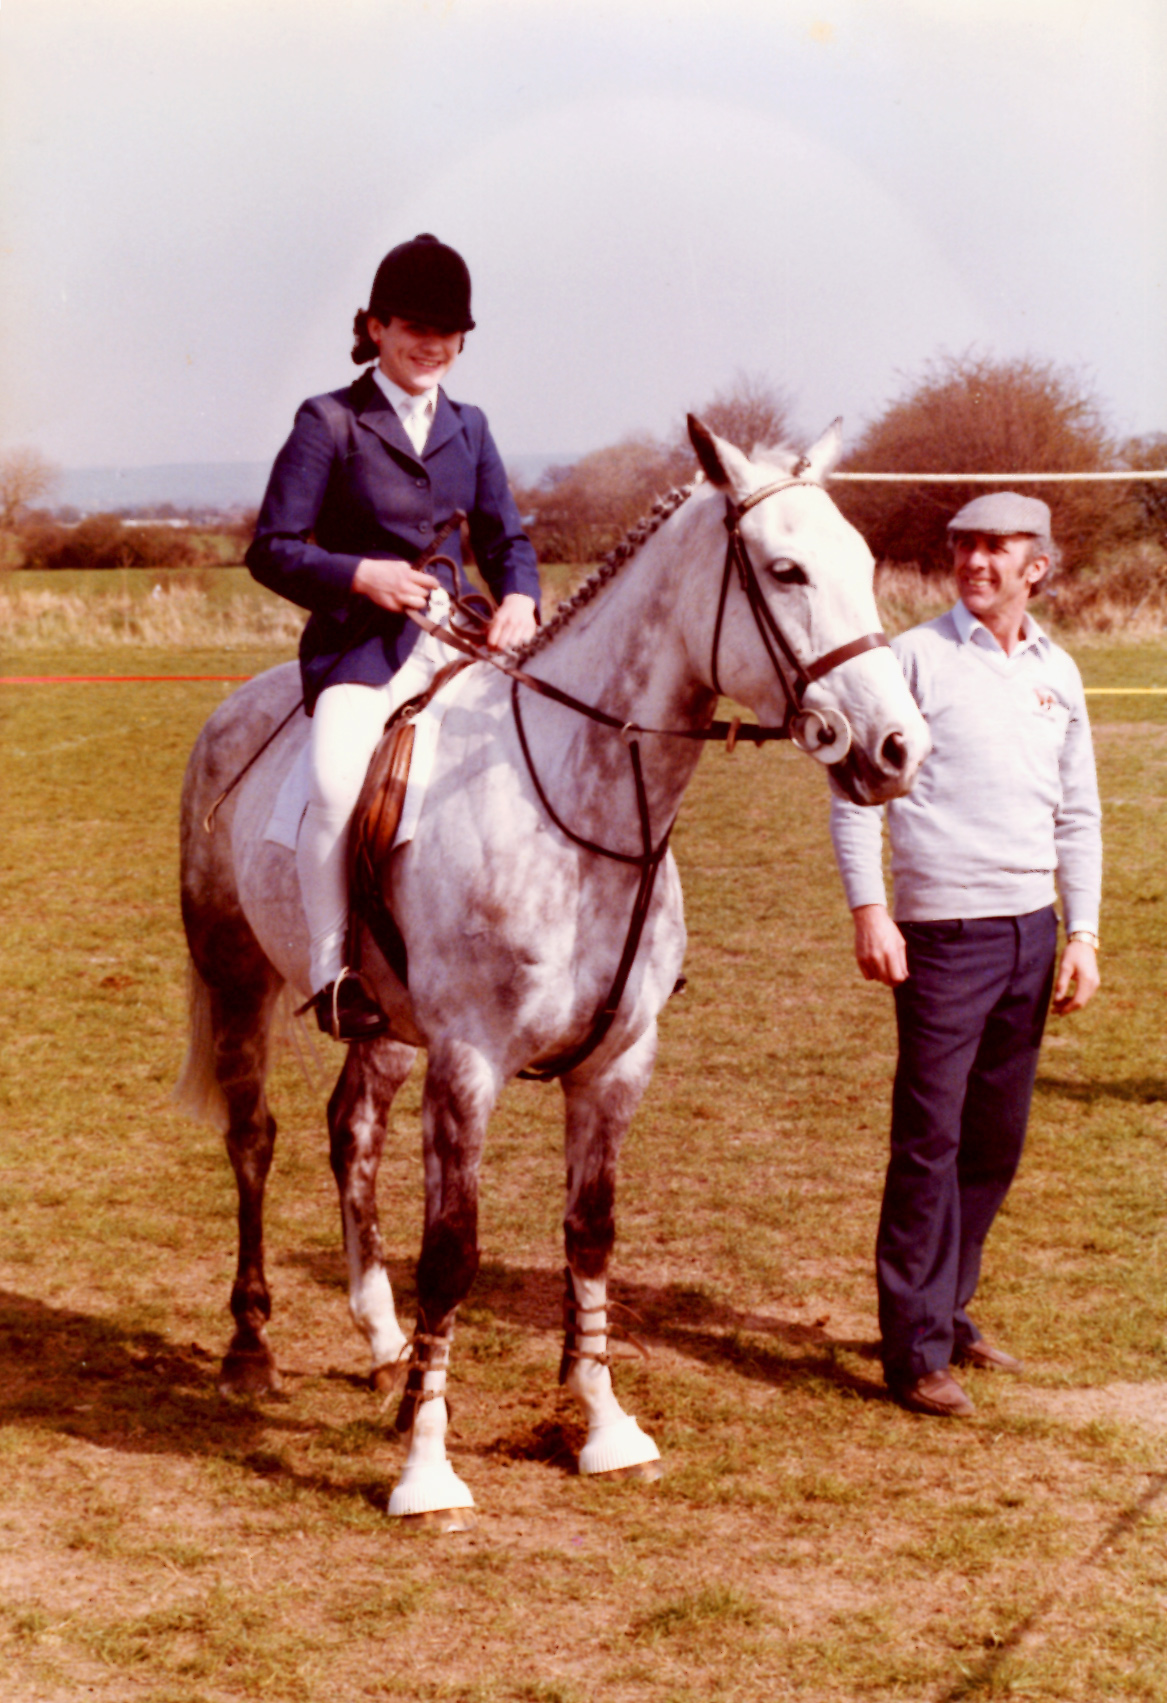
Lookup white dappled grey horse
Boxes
[177,417,929,1524]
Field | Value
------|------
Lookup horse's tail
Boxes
[172,956,229,1132]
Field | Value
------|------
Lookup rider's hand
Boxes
[352,557,440,613]
[852,904,909,986]
[487,593,538,651]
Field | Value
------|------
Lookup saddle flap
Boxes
[349,718,416,909]
[346,658,470,994]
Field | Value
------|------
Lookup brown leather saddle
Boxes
[347,660,469,991]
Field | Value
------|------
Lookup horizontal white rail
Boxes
[830,470,1167,483]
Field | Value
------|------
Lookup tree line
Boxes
[513,353,1167,578]
[4,352,1164,578]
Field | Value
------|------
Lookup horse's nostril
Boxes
[882,731,908,771]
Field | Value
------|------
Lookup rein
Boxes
[405,478,889,1080]
[201,511,468,834]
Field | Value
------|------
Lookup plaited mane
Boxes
[516,484,693,662]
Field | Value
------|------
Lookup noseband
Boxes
[711,477,890,745]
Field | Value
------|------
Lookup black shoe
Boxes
[312,977,389,1041]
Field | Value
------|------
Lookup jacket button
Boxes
[418,521,430,533]
[415,477,427,488]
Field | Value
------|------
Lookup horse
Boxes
[176,416,930,1524]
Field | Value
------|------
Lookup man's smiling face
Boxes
[951,530,1047,632]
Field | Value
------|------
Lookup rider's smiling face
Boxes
[369,316,461,396]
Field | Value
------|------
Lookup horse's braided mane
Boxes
[515,483,694,662]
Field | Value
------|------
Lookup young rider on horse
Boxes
[247,235,540,1039]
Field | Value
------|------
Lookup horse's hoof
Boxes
[388,1462,475,1520]
[578,1415,661,1478]
[399,1507,476,1532]
[590,1457,664,1483]
[218,1351,281,1397]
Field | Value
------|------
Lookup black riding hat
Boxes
[367,234,475,333]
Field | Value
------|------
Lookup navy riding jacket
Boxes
[247,368,540,711]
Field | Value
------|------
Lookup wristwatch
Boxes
[1067,930,1100,950]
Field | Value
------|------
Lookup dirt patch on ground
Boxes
[1017,1380,1167,1433]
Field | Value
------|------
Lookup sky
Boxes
[1,0,1164,474]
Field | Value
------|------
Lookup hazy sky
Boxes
[1,0,1163,471]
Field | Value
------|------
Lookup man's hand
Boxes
[486,593,538,652]
[852,903,909,986]
[352,557,440,612]
[1051,940,1099,1015]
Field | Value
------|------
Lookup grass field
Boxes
[1,602,1165,1701]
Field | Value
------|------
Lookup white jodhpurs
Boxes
[296,624,452,992]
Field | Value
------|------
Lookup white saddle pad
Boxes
[263,693,452,854]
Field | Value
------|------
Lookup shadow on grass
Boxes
[465,1259,886,1406]
[1035,1073,1167,1103]
[1,1251,885,1495]
[268,1253,884,1401]
[934,1469,1167,1701]
[0,1287,399,1514]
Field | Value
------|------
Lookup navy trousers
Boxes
[878,907,1058,1383]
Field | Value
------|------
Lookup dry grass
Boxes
[3,543,1166,667]
[1,636,1165,1702]
[873,551,1167,639]
[1043,541,1167,636]
[872,563,959,634]
[0,572,304,651]
[0,563,586,657]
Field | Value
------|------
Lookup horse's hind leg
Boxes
[327,1037,418,1384]
[561,1029,662,1479]
[204,956,285,1396]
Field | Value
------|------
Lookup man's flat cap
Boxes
[947,492,1051,542]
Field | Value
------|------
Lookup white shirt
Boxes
[371,366,436,455]
[829,602,1102,932]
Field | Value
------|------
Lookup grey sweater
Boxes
[829,603,1102,932]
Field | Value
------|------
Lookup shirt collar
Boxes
[371,365,438,419]
[951,599,1047,656]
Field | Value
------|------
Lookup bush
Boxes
[1047,540,1167,633]
[675,371,797,459]
[1122,434,1167,547]
[516,375,795,563]
[0,447,58,530]
[834,353,1136,575]
[20,515,200,571]
[516,435,692,563]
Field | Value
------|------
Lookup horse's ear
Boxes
[797,418,844,482]
[687,414,753,499]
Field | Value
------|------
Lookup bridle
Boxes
[711,477,889,754]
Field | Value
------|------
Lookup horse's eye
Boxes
[768,560,808,586]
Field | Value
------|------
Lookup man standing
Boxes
[830,494,1101,1417]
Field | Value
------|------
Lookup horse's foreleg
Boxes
[327,1037,418,1384]
[387,1042,496,1523]
[561,1027,662,1479]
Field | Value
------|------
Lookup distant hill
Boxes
[56,463,270,515]
[56,452,577,516]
